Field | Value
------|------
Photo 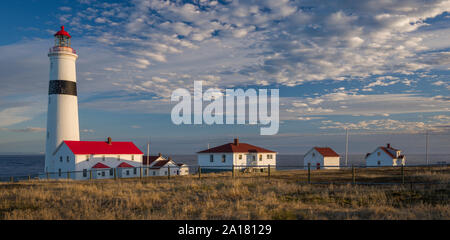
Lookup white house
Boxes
[365,143,406,167]
[197,138,277,172]
[303,147,340,169]
[51,137,143,179]
[142,153,189,176]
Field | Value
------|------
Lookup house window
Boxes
[239,154,242,160]
[126,170,130,176]
[109,169,113,176]
[131,155,134,161]
[165,171,167,175]
[60,156,63,162]
[312,153,315,157]
[210,155,214,162]
[153,171,156,176]
[252,156,256,161]
[259,155,262,161]
[377,161,381,166]
[66,156,69,162]
[133,168,137,175]
[58,168,61,177]
[222,155,226,163]
[377,152,381,156]
[144,169,147,175]
[102,155,106,161]
[267,154,273,159]
[101,171,105,177]
[83,169,87,177]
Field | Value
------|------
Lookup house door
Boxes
[316,163,320,170]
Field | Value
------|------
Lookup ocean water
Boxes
[0,154,448,178]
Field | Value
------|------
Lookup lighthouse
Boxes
[45,26,80,174]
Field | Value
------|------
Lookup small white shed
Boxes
[304,147,340,169]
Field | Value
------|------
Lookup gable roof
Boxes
[64,141,143,155]
[313,147,340,157]
[92,162,111,169]
[197,142,275,153]
[152,160,170,168]
[142,155,165,165]
[117,162,135,168]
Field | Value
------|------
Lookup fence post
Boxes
[352,165,356,185]
[67,171,70,180]
[268,164,271,179]
[401,165,405,184]
[307,163,311,184]
[168,166,171,180]
[198,166,201,179]
[114,168,117,180]
[89,170,92,180]
[140,167,142,179]
[46,172,49,180]
[10,176,13,183]
[28,175,31,181]
[232,165,234,178]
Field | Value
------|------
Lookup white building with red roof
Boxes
[196,138,277,172]
[51,137,143,179]
[142,153,189,176]
[365,143,406,167]
[304,147,340,169]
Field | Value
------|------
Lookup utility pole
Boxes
[345,128,349,166]
[426,130,429,165]
[147,137,150,165]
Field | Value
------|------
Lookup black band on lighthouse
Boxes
[48,80,77,96]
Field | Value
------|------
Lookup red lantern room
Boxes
[54,26,71,47]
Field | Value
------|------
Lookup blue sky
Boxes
[0,0,449,155]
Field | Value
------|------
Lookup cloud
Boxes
[0,127,45,133]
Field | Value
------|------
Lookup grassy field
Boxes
[0,166,448,220]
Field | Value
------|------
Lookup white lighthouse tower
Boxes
[45,26,80,174]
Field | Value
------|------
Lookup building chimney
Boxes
[234,138,239,146]
[387,143,390,148]
[107,137,112,145]
[158,152,162,157]
[168,157,172,161]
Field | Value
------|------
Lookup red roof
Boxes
[92,162,111,169]
[197,142,275,153]
[64,140,143,155]
[117,162,134,168]
[314,147,340,157]
[54,26,71,38]
[380,147,396,159]
[152,160,170,168]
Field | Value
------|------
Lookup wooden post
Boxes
[401,165,405,184]
[307,163,311,184]
[28,175,31,181]
[46,172,49,180]
[352,165,356,185]
[268,164,271,179]
[232,165,235,178]
[198,166,201,179]
[67,171,70,180]
[10,176,13,183]
[140,167,142,179]
[168,166,171,180]
[89,170,92,180]
[114,168,117,180]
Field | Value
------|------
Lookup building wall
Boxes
[323,157,340,169]
[304,149,324,169]
[198,152,276,170]
[366,148,395,167]
[52,143,76,179]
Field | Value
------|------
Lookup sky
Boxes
[0,0,449,155]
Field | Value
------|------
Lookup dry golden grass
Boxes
[0,166,448,220]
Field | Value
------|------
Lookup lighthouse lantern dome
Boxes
[54,26,71,47]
